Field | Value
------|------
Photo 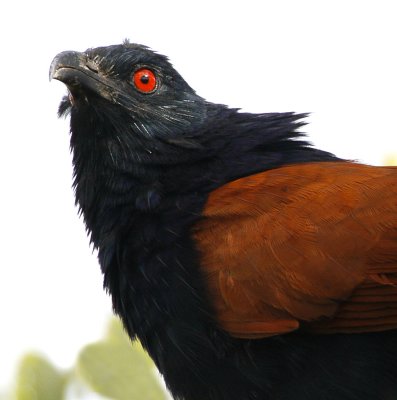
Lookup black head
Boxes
[50,41,211,166]
[50,41,338,194]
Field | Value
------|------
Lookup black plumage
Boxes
[50,41,397,400]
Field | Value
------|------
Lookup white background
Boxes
[1,0,396,393]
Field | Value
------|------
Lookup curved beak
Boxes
[50,51,86,82]
[49,50,117,103]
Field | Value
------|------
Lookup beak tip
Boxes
[49,50,82,83]
[49,62,56,82]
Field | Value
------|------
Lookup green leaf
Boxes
[76,318,167,400]
[14,353,66,400]
[104,318,132,346]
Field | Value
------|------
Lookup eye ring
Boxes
[132,68,157,93]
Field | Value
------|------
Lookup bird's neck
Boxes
[72,145,160,248]
[69,108,340,253]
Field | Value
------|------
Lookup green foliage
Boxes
[11,318,168,400]
[76,319,167,400]
[14,353,66,400]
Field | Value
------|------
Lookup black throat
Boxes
[66,100,341,397]
[67,101,339,259]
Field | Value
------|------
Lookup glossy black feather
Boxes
[52,42,397,400]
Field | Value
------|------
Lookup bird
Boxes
[50,40,397,400]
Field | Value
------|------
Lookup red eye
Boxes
[133,68,157,93]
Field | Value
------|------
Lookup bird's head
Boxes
[50,41,327,194]
[50,41,210,167]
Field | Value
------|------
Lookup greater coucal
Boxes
[50,41,397,400]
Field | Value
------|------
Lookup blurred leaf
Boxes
[63,372,111,400]
[76,318,167,400]
[14,353,66,400]
[104,318,131,346]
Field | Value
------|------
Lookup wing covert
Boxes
[193,162,397,338]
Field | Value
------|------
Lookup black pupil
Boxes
[140,74,150,84]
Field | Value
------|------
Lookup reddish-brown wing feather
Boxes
[192,162,397,338]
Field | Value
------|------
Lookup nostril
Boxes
[86,58,99,73]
